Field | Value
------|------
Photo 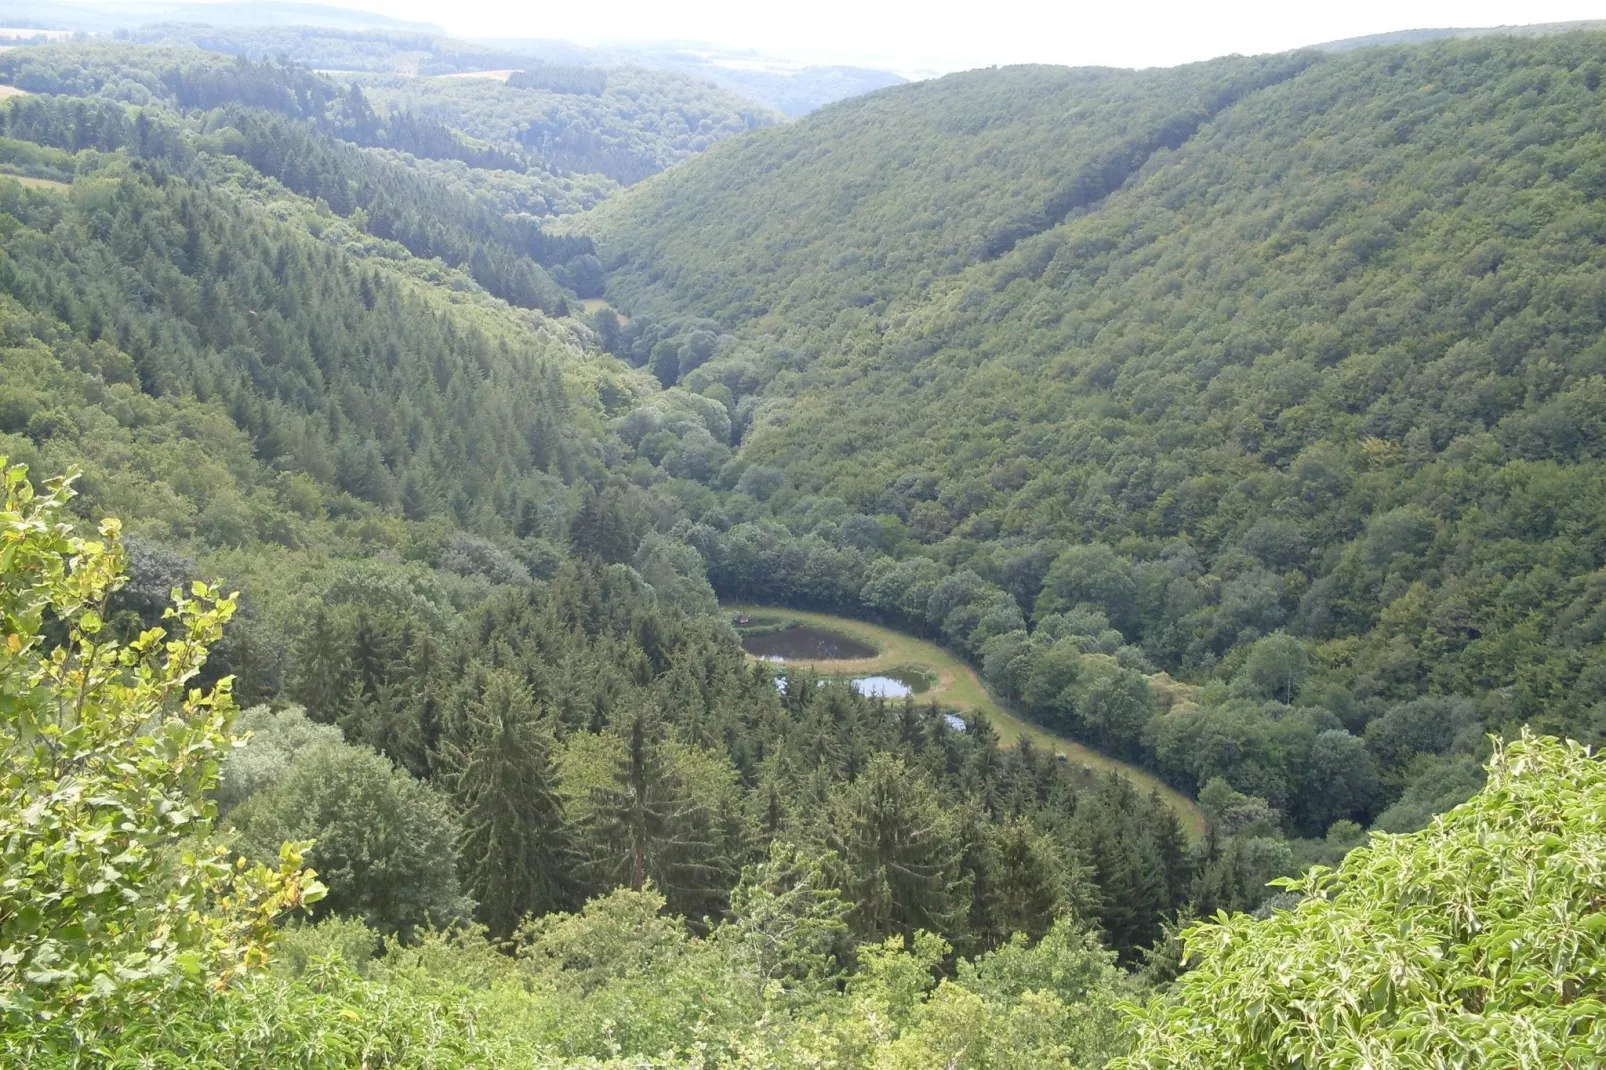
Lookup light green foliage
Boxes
[29,890,1129,1069]
[1118,734,1606,1068]
[720,840,851,996]
[564,709,744,919]
[765,921,1128,1069]
[228,734,469,938]
[361,67,778,185]
[1231,634,1310,703]
[216,705,344,813]
[0,462,320,1036]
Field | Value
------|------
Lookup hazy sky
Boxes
[330,0,1606,74]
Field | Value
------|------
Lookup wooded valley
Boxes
[3,19,1606,1068]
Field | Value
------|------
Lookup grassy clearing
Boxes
[0,172,69,192]
[726,603,1206,837]
[580,298,629,323]
[0,84,29,99]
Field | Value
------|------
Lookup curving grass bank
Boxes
[726,603,1206,837]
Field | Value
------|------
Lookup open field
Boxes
[581,297,630,322]
[0,84,30,99]
[0,172,69,192]
[726,603,1207,837]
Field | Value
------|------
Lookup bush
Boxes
[229,738,471,937]
[1118,734,1606,1067]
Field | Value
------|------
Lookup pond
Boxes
[741,625,877,662]
[850,668,935,699]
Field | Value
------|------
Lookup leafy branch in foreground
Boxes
[1116,732,1606,1069]
[0,461,322,1035]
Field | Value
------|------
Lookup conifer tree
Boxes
[290,606,349,722]
[588,708,722,918]
[445,668,570,936]
[989,816,1066,945]
[829,753,963,942]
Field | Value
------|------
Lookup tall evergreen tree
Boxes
[828,753,964,942]
[290,606,349,722]
[988,817,1066,946]
[445,668,570,936]
[588,708,722,918]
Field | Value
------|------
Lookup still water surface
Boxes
[741,625,877,661]
[850,668,934,699]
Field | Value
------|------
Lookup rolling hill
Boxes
[586,30,1606,835]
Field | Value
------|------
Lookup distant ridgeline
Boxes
[117,21,532,75]
[0,44,528,170]
[0,39,778,189]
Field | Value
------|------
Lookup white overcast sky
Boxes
[325,0,1606,74]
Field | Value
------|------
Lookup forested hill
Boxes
[10,27,1606,1070]
[0,41,1201,1063]
[591,52,1320,330]
[0,40,777,191]
[355,69,778,186]
[585,31,1606,835]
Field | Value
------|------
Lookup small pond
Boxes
[850,668,935,699]
[741,625,877,662]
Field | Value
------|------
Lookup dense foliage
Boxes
[0,463,320,1043]
[7,486,1602,1065]
[357,70,777,186]
[0,40,774,195]
[112,20,906,118]
[1118,733,1606,1067]
[10,23,1606,1066]
[0,28,1195,988]
[590,31,1606,848]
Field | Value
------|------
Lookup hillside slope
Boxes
[593,53,1316,330]
[358,68,778,185]
[587,32,1606,829]
[0,39,1211,984]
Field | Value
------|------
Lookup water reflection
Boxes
[854,667,933,696]
[741,625,877,661]
[852,675,913,698]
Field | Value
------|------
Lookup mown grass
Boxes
[726,603,1206,837]
[2,172,70,192]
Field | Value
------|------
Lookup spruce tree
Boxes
[829,753,963,942]
[290,605,349,723]
[445,668,570,936]
[588,708,722,918]
[989,816,1066,945]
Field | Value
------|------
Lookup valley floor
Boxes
[726,602,1207,836]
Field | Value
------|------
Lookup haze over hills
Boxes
[5,13,1606,1069]
[0,0,441,33]
[1,0,906,116]
[479,37,908,118]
